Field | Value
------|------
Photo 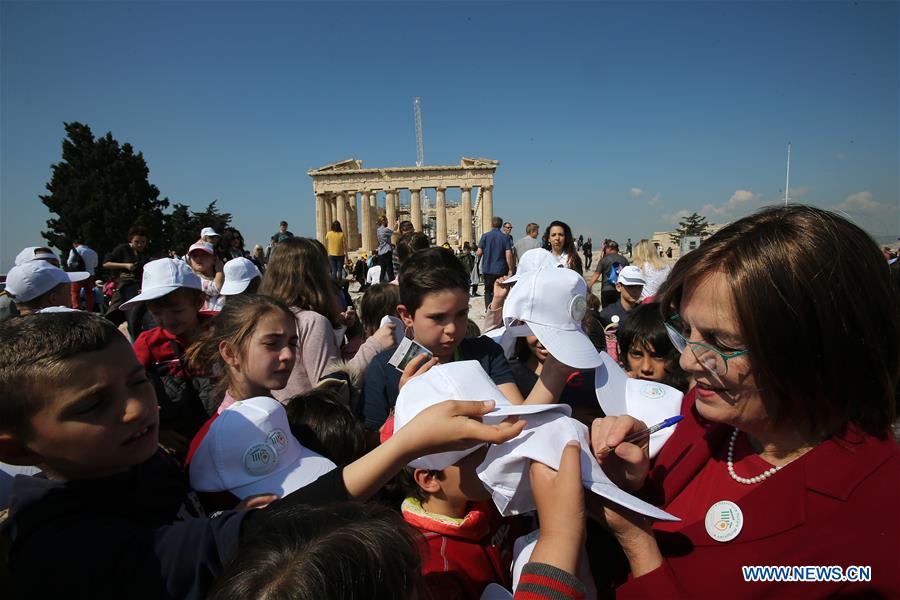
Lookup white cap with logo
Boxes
[200,227,220,238]
[617,265,646,287]
[14,246,58,266]
[502,267,603,369]
[189,396,336,499]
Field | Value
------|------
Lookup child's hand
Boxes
[529,442,585,574]
[340,308,358,328]
[393,399,526,459]
[542,353,578,378]
[234,494,278,511]
[371,320,397,350]
[398,352,438,390]
[492,275,511,304]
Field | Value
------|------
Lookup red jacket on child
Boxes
[402,498,519,600]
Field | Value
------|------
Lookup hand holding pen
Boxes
[595,415,683,458]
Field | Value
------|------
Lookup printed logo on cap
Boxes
[568,295,587,321]
[243,442,278,476]
[639,383,666,399]
[267,429,289,453]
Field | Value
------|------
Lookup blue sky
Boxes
[2,1,898,270]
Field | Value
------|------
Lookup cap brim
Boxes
[527,321,604,369]
[219,279,250,296]
[483,402,571,421]
[65,271,91,283]
[228,450,336,500]
[119,285,182,310]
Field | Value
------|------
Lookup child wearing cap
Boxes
[219,257,261,298]
[125,258,217,447]
[361,248,575,433]
[598,265,645,328]
[0,311,525,599]
[3,260,90,315]
[186,241,225,312]
[390,361,575,599]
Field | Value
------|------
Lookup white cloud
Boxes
[701,189,762,217]
[662,209,692,225]
[833,191,896,216]
[629,187,643,197]
[648,193,661,207]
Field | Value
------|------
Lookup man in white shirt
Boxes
[68,241,99,311]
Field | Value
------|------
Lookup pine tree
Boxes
[670,212,713,245]
[40,122,169,260]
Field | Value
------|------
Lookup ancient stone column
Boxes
[335,192,347,234]
[385,190,397,230]
[460,187,473,246]
[347,192,360,249]
[368,192,378,252]
[360,190,371,252]
[315,193,327,243]
[481,185,494,235]
[435,187,447,246]
[324,196,334,232]
[410,188,423,232]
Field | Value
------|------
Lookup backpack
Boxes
[608,261,621,285]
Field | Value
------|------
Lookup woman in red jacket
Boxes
[590,205,898,598]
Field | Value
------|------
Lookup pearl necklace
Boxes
[727,429,784,485]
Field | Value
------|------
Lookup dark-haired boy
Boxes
[360,247,572,432]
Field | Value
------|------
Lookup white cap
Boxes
[5,262,90,303]
[502,267,603,369]
[187,241,215,256]
[200,227,220,238]
[392,361,570,470]
[189,396,337,499]
[617,266,646,286]
[120,258,202,310]
[594,352,683,458]
[220,257,262,296]
[14,246,58,266]
[506,248,563,283]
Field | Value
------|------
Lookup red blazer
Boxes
[616,389,900,598]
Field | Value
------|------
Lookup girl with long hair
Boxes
[260,237,396,400]
[632,238,671,299]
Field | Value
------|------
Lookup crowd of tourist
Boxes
[0,204,898,599]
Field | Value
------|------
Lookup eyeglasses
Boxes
[664,314,749,377]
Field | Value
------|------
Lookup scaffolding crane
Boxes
[414,97,425,167]
[413,97,432,236]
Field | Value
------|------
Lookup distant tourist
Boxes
[513,222,541,266]
[274,220,294,243]
[67,240,98,311]
[632,239,672,300]
[587,240,630,308]
[476,216,514,310]
[542,220,583,273]
[583,237,594,270]
[376,216,394,282]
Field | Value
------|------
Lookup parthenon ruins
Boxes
[307,157,499,251]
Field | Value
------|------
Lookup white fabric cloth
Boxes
[638,261,672,300]
[365,264,382,286]
[476,411,678,521]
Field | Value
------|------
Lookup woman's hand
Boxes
[491,275,511,307]
[392,399,527,460]
[590,415,650,493]
[398,352,438,390]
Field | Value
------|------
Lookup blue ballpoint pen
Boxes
[598,415,684,457]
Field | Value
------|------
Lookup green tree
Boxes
[40,122,169,261]
[670,212,713,245]
[163,200,232,255]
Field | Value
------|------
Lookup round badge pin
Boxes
[705,500,743,542]
[568,295,587,321]
[243,442,278,477]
